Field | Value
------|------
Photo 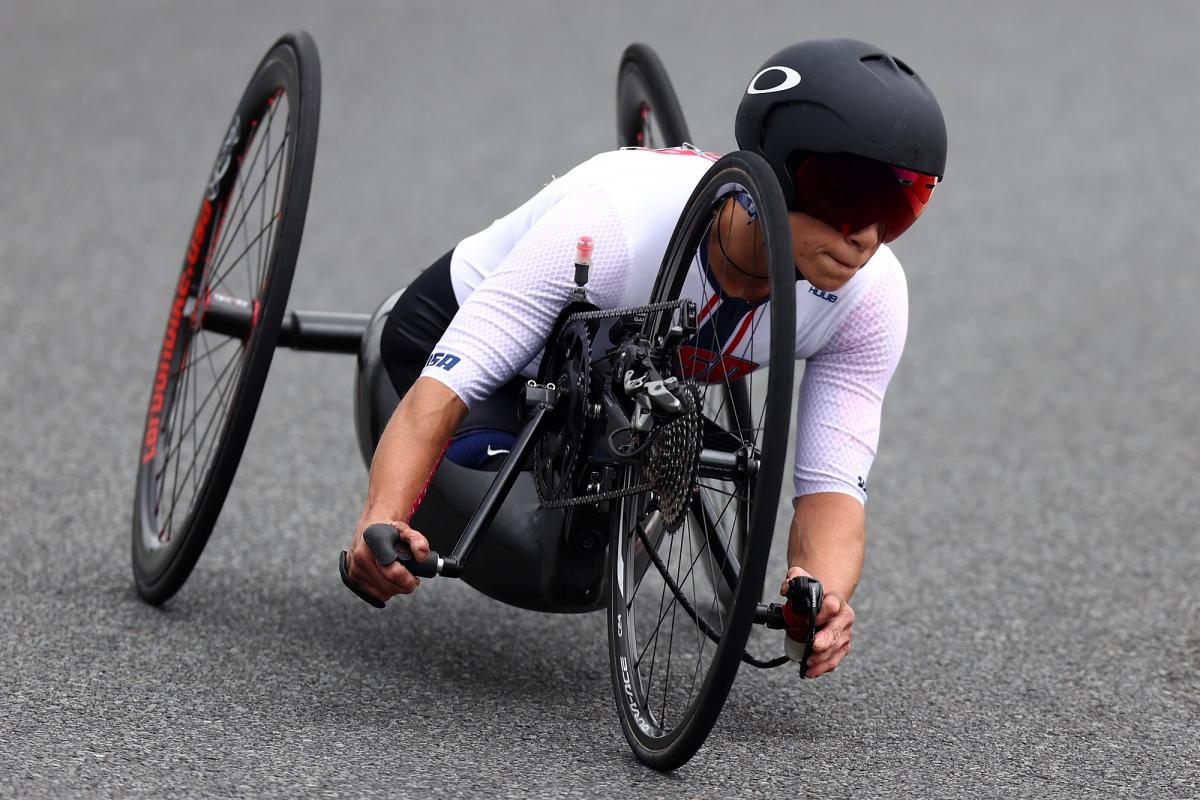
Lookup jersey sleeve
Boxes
[420,185,631,407]
[792,266,909,504]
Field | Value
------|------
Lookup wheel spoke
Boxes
[660,528,681,726]
[153,333,194,507]
[159,337,194,542]
[635,518,729,668]
[207,99,281,274]
[632,513,734,662]
[207,133,289,291]
[255,109,269,299]
[154,341,244,478]
[209,214,282,297]
[160,354,245,532]
[190,332,239,372]
[640,520,673,704]
[684,514,708,702]
[259,121,289,294]
[693,481,747,500]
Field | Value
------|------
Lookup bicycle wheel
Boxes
[607,151,795,770]
[131,32,321,604]
[616,43,691,149]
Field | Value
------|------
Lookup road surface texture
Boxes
[1,2,1196,797]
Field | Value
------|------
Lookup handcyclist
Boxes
[343,38,947,679]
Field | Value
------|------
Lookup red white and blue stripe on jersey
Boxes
[677,226,765,384]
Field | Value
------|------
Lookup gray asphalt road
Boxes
[2,2,1197,797]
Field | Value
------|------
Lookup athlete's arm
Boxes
[345,185,633,602]
[785,262,908,676]
[420,185,631,408]
[344,377,467,602]
[781,493,863,678]
[787,492,865,599]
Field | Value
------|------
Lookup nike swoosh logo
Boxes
[486,446,510,456]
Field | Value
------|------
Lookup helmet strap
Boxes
[714,200,768,281]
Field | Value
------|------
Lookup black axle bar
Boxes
[200,291,369,354]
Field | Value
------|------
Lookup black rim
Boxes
[608,153,795,768]
[131,33,320,603]
[617,43,691,149]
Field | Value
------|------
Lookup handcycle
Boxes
[131,32,823,771]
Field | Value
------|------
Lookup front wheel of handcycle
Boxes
[131,32,321,604]
[607,151,796,770]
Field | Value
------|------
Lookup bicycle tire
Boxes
[131,32,321,605]
[616,43,691,149]
[607,151,795,770]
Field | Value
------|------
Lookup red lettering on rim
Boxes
[142,199,212,464]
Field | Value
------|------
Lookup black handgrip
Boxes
[783,575,824,677]
[363,523,440,578]
[788,575,824,622]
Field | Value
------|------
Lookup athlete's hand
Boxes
[780,566,855,678]
[344,519,431,602]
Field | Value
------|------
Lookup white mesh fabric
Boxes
[416,147,910,505]
[793,261,909,503]
[420,185,631,407]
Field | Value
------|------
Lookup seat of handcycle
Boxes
[353,288,608,614]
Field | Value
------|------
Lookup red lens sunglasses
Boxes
[791,153,939,243]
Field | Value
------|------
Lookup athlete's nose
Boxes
[846,221,884,252]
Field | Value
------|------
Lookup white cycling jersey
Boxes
[420,148,908,504]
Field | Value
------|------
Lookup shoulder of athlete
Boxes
[556,148,711,188]
[540,149,710,246]
[583,148,714,221]
[806,245,909,357]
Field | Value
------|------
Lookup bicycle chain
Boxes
[538,481,652,510]
[561,298,686,325]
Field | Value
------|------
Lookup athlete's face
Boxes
[707,200,885,301]
[789,212,884,292]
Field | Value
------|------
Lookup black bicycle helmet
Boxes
[735,38,947,213]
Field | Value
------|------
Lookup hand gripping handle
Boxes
[782,575,824,677]
[788,575,824,622]
[339,523,441,609]
[362,523,440,578]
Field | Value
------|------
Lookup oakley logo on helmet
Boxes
[746,66,801,95]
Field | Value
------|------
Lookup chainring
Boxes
[534,320,592,503]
